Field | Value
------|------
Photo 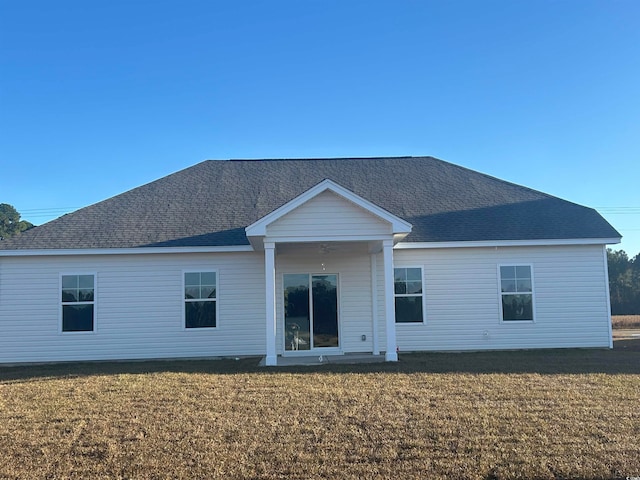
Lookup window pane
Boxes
[201,285,216,299]
[185,300,216,328]
[407,281,422,295]
[62,304,94,332]
[394,281,406,295]
[406,268,422,281]
[284,274,310,351]
[62,275,78,289]
[185,286,199,299]
[500,266,516,279]
[395,296,423,323]
[79,289,94,302]
[312,274,338,348]
[517,279,532,293]
[501,279,516,293]
[62,289,78,302]
[502,294,533,321]
[185,272,200,286]
[78,275,94,289]
[394,268,406,283]
[200,272,216,286]
[284,274,309,291]
[516,266,531,279]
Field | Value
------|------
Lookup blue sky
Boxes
[1,0,639,254]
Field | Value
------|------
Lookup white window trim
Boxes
[497,263,536,323]
[182,269,219,330]
[59,272,97,334]
[393,265,426,324]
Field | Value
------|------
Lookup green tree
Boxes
[607,248,640,314]
[0,203,34,240]
[631,253,640,313]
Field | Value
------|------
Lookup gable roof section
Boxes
[245,179,412,239]
[0,156,621,251]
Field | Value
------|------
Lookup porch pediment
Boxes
[245,179,412,248]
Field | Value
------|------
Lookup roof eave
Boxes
[0,245,255,257]
[394,237,622,249]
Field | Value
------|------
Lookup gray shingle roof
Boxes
[0,156,620,250]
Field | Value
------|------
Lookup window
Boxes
[61,274,95,332]
[499,265,534,321]
[394,267,424,323]
[184,271,217,328]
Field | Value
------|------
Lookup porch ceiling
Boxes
[275,240,386,255]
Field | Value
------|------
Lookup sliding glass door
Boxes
[284,274,338,351]
[283,274,311,351]
[311,275,339,347]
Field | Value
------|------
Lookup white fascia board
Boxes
[394,238,622,250]
[245,179,412,237]
[0,245,255,257]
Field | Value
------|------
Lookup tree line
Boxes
[0,203,34,240]
[608,249,640,315]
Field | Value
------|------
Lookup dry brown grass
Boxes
[612,314,640,329]
[1,349,639,480]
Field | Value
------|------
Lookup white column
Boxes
[370,253,380,355]
[382,240,398,361]
[264,242,277,366]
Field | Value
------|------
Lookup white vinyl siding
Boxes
[382,244,611,352]
[0,253,264,363]
[266,190,391,238]
[0,243,613,363]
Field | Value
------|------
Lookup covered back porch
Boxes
[245,179,412,366]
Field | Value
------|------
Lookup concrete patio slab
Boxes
[259,353,386,367]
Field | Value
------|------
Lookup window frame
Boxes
[497,263,536,323]
[182,269,219,330]
[393,266,426,324]
[59,272,97,334]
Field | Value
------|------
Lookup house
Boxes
[0,157,621,365]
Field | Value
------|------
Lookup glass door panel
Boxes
[284,273,339,351]
[312,274,338,348]
[284,274,311,351]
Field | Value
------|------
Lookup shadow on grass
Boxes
[1,339,639,383]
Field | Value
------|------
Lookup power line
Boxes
[18,207,80,213]
[15,207,80,222]
[596,206,640,209]
[596,207,640,216]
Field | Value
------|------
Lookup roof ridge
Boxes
[440,160,562,200]
[224,156,422,162]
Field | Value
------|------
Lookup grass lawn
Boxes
[1,345,639,479]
